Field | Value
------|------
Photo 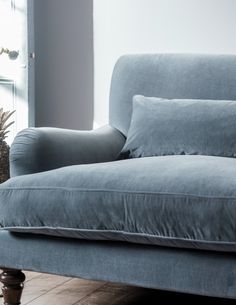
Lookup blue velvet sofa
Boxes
[1,53,236,304]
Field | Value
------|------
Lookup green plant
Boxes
[0,108,15,183]
[0,108,15,141]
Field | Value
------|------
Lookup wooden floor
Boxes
[0,271,235,305]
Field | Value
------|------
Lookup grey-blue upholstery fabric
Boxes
[0,231,236,299]
[1,155,236,252]
[1,54,236,299]
[10,125,125,176]
[120,96,236,158]
[109,54,236,135]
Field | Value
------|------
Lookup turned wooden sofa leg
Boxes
[0,269,25,305]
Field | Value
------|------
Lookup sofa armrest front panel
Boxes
[10,125,125,177]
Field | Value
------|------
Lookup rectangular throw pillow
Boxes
[120,95,236,158]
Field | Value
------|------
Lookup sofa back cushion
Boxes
[109,54,236,136]
[120,96,236,158]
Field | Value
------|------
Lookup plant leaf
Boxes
[0,108,16,139]
[0,130,10,135]
[2,121,14,131]
[1,110,15,126]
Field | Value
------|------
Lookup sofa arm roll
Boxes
[10,125,125,177]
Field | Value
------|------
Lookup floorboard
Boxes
[0,271,235,304]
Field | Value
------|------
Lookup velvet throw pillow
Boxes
[120,95,236,159]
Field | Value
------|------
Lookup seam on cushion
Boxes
[1,187,236,200]
[4,227,236,245]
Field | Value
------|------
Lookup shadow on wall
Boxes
[34,0,94,130]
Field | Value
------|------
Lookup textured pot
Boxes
[0,140,10,183]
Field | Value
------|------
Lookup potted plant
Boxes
[0,108,15,183]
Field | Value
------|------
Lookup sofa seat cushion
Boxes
[1,155,236,252]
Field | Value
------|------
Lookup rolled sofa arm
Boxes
[10,125,126,177]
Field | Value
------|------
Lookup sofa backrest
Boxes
[109,54,236,136]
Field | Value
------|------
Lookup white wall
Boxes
[35,0,93,130]
[94,0,236,127]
